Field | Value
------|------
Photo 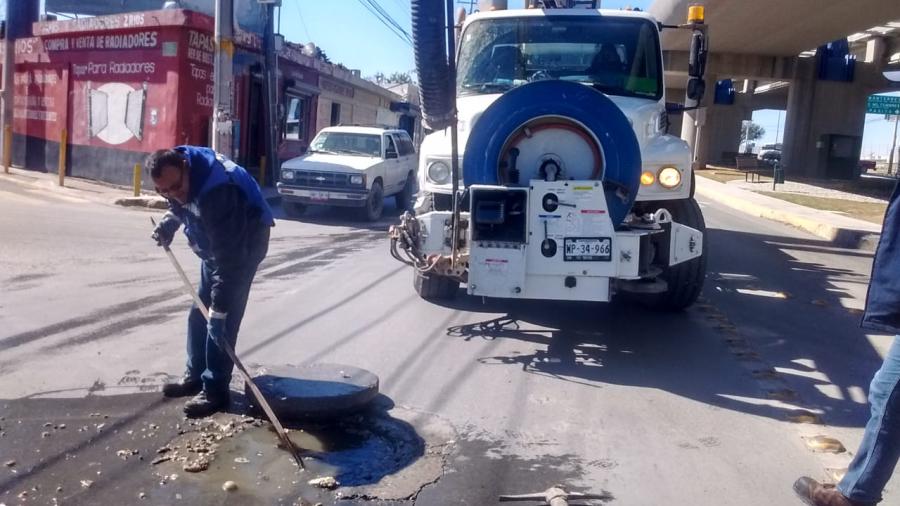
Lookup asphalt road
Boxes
[0,174,896,505]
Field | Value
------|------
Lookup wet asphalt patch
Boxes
[0,393,452,505]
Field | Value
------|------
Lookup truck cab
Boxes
[416,9,691,215]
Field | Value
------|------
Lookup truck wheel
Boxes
[359,180,384,221]
[395,173,415,211]
[283,202,306,218]
[414,271,459,300]
[643,197,707,311]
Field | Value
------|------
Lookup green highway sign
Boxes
[868,95,900,115]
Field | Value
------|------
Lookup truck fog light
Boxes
[427,161,451,184]
[281,170,294,180]
[640,171,656,186]
[657,167,682,188]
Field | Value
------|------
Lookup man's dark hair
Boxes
[146,149,187,179]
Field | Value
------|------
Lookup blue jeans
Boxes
[185,228,268,396]
[839,335,900,504]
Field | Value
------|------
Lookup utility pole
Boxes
[212,0,234,156]
[1,0,16,172]
[261,1,279,188]
[775,110,782,146]
[889,114,899,176]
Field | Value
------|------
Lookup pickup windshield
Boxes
[457,16,662,100]
[309,132,382,157]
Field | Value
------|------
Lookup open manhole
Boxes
[146,407,431,504]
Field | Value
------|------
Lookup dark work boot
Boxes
[793,477,876,506]
[161,374,202,398]
[183,390,229,418]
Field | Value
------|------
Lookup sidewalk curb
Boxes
[695,175,881,251]
[113,196,169,209]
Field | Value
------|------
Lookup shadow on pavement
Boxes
[430,226,883,430]
[272,197,405,233]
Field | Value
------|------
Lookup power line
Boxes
[356,0,413,47]
[363,0,414,45]
[292,0,312,42]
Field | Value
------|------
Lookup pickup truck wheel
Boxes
[640,197,707,311]
[414,271,459,300]
[359,180,384,221]
[283,202,307,218]
[395,173,415,211]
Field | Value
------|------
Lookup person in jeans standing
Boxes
[794,180,900,505]
[148,146,274,418]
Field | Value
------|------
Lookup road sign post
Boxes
[890,114,899,176]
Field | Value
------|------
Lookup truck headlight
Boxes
[281,170,294,180]
[427,161,451,184]
[350,174,364,185]
[657,167,682,188]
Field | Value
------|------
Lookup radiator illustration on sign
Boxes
[87,81,147,144]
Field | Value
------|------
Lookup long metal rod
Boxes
[446,0,461,265]
[888,114,898,176]
[152,220,304,470]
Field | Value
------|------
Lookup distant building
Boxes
[9,8,419,186]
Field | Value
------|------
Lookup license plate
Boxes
[309,191,329,201]
[564,237,612,262]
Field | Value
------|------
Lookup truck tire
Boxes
[395,172,415,211]
[283,202,306,218]
[643,197,707,311]
[414,271,459,300]
[358,180,384,221]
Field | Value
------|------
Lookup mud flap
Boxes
[670,222,703,266]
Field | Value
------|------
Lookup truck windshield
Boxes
[457,16,662,100]
[309,132,382,157]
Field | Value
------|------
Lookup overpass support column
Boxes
[703,96,752,166]
[782,58,870,178]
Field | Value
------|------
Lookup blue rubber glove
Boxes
[208,310,227,347]
[152,212,182,248]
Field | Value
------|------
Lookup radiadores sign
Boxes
[12,66,69,143]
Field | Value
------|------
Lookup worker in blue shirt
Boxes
[148,146,274,418]
[795,179,900,505]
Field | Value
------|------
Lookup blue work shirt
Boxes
[164,146,274,313]
[863,180,900,334]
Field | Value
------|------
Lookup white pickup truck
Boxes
[277,126,418,221]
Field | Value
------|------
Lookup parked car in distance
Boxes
[859,159,877,174]
[277,126,418,221]
[757,143,782,166]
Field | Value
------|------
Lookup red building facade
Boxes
[8,9,404,187]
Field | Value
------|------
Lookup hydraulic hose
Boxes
[411,0,454,130]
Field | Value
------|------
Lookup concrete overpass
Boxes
[650,0,900,178]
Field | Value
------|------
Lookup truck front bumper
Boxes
[277,183,369,208]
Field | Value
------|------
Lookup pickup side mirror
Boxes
[385,149,398,159]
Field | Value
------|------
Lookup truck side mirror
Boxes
[688,30,707,78]
[687,77,706,101]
